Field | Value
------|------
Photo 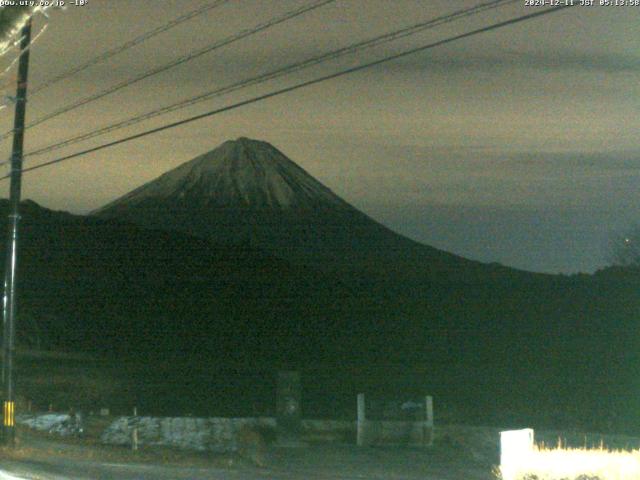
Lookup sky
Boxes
[0,0,637,274]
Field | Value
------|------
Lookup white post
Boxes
[131,426,139,451]
[424,395,434,446]
[357,393,366,446]
[500,428,534,480]
[132,406,139,451]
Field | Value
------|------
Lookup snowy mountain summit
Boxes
[96,137,347,212]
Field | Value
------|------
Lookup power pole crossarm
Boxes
[2,17,32,446]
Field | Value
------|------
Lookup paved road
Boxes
[1,460,258,480]
[0,444,495,480]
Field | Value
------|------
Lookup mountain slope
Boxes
[93,137,531,290]
[0,200,368,362]
[0,201,637,428]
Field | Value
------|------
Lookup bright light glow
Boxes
[500,428,535,480]
[0,22,48,76]
[0,469,28,479]
[0,7,52,112]
[500,429,640,480]
[0,7,42,56]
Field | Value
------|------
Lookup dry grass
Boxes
[499,440,640,480]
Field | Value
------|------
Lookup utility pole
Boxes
[2,17,32,446]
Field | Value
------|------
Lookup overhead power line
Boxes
[0,0,334,144]
[25,0,518,159]
[2,5,575,181]
[30,0,231,96]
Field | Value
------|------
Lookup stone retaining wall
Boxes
[18,412,439,453]
[100,416,276,453]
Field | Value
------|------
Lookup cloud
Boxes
[492,150,640,174]
[381,50,640,74]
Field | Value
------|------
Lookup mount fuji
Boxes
[93,137,522,288]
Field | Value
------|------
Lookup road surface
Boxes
[0,443,495,479]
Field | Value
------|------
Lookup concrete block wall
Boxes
[362,420,431,446]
